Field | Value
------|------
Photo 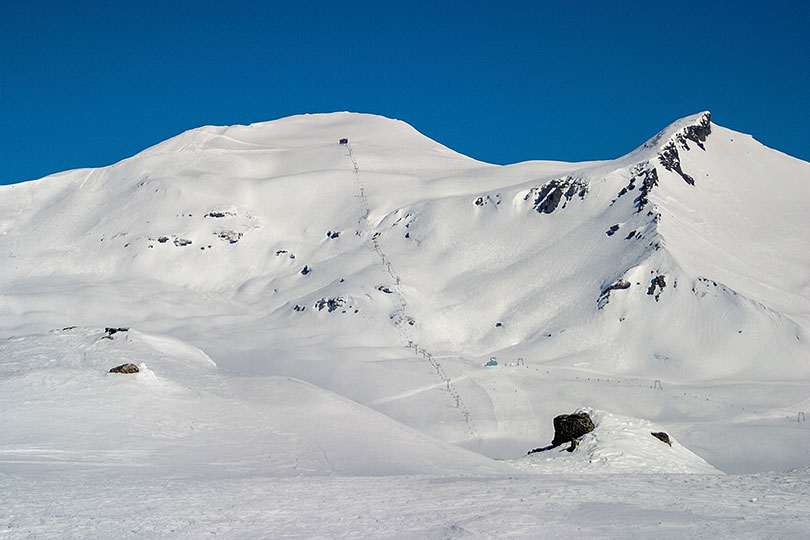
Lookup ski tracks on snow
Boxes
[344,143,480,441]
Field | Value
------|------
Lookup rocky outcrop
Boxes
[525,177,588,214]
[314,297,345,312]
[631,165,659,212]
[551,412,595,447]
[474,194,501,207]
[109,363,139,374]
[102,327,129,340]
[204,211,235,218]
[105,327,129,336]
[651,432,672,446]
[647,275,666,301]
[676,111,711,150]
[650,431,672,446]
[216,230,243,244]
[659,142,695,185]
[657,112,711,185]
[597,279,632,309]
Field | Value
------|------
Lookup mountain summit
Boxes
[1,112,809,473]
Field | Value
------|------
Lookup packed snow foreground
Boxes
[1,111,808,538]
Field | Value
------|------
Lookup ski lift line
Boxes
[344,142,479,438]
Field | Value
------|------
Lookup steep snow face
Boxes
[1,111,809,474]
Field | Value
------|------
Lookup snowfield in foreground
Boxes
[3,469,809,540]
[1,111,809,538]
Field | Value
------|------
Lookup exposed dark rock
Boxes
[109,363,139,374]
[678,112,711,150]
[301,265,311,275]
[597,279,632,309]
[326,231,341,239]
[656,113,711,185]
[216,230,243,244]
[174,238,192,247]
[625,230,636,240]
[495,322,503,328]
[205,211,235,218]
[658,142,695,185]
[314,297,346,312]
[105,327,129,336]
[474,194,501,207]
[606,224,620,236]
[377,285,393,294]
[293,304,306,312]
[631,164,659,212]
[392,314,417,326]
[551,412,595,447]
[61,326,77,331]
[157,236,169,243]
[647,275,667,301]
[567,438,580,452]
[525,177,588,214]
[651,432,672,446]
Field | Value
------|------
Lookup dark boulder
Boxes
[105,327,129,336]
[102,327,130,339]
[551,412,595,447]
[109,363,139,374]
[651,432,672,446]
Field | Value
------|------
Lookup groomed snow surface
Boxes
[1,112,809,538]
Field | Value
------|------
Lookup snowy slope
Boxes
[1,110,809,481]
[0,326,508,477]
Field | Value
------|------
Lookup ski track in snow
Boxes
[346,141,480,440]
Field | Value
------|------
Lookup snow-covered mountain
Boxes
[2,111,809,484]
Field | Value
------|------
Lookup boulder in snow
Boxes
[109,363,139,374]
[551,412,595,447]
[651,432,672,446]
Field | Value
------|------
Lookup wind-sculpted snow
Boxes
[1,111,809,537]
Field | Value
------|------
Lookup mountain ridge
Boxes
[1,111,809,472]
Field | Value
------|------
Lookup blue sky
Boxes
[1,1,808,184]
